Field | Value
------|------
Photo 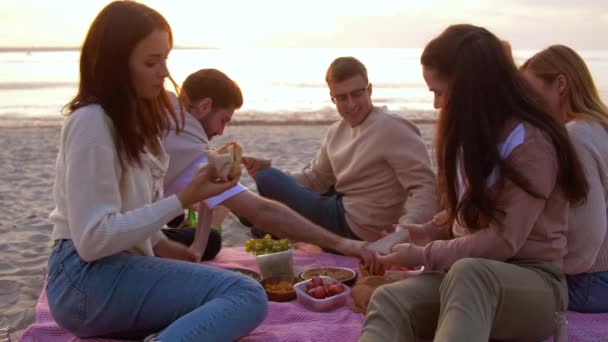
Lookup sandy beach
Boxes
[0,123,435,340]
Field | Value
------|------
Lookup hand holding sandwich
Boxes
[177,167,238,209]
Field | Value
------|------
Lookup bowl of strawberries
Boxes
[294,275,351,312]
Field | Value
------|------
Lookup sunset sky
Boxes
[1,0,607,50]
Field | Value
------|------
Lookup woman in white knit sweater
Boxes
[522,45,608,313]
[46,1,267,340]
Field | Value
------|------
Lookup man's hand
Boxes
[335,239,384,276]
[242,156,271,179]
[153,239,199,262]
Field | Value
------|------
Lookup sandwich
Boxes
[206,141,243,181]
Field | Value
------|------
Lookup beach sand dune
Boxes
[0,123,435,340]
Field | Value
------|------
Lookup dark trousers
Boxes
[162,217,222,261]
[250,168,360,248]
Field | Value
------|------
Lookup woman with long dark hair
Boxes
[360,24,587,342]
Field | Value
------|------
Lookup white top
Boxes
[49,104,184,261]
[162,110,246,208]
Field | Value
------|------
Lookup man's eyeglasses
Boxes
[330,84,370,104]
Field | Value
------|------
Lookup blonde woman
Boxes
[522,45,608,313]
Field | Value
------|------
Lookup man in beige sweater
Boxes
[244,57,438,241]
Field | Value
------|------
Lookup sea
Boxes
[1,47,607,127]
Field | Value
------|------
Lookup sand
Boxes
[0,123,435,340]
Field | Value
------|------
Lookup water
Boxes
[1,48,607,127]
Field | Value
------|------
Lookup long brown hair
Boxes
[521,45,608,127]
[421,24,587,231]
[65,1,182,166]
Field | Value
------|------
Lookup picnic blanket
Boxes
[19,246,608,341]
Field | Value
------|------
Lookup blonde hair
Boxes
[521,45,608,127]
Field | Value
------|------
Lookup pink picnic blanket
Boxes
[20,246,608,342]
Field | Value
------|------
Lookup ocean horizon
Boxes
[1,47,607,128]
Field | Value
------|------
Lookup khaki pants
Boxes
[360,258,567,342]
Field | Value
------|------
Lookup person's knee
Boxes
[369,282,412,313]
[441,258,494,294]
[255,167,283,192]
[233,277,268,322]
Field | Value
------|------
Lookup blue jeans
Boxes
[567,271,608,313]
[46,239,268,341]
[255,167,358,240]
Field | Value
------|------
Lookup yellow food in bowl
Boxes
[264,280,294,293]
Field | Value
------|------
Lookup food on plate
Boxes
[264,280,294,293]
[300,267,357,286]
[245,234,293,256]
[261,276,297,302]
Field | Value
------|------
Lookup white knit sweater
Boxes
[564,120,608,274]
[49,104,184,261]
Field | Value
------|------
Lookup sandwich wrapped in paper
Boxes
[205,141,243,181]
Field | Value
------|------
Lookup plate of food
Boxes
[224,267,262,282]
[260,276,298,302]
[298,267,357,286]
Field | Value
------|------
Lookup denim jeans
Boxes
[255,167,359,240]
[46,239,268,341]
[567,271,608,313]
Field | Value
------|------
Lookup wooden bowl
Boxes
[260,276,298,302]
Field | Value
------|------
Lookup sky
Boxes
[0,0,607,50]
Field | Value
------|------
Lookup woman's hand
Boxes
[394,223,433,246]
[333,239,384,276]
[366,226,411,255]
[375,243,425,269]
[153,239,199,262]
[177,168,238,209]
[242,156,271,179]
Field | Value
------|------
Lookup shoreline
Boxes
[0,116,438,129]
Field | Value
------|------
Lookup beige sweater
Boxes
[564,120,608,274]
[49,105,184,261]
[291,106,437,241]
